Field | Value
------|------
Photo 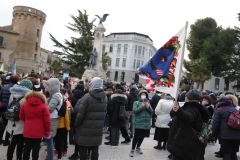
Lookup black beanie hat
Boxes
[186,89,202,101]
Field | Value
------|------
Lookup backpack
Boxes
[190,119,211,143]
[56,100,66,117]
[119,105,128,122]
[4,96,24,121]
[218,108,240,130]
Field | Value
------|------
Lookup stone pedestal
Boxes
[82,68,107,82]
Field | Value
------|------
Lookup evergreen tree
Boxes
[51,60,62,77]
[49,10,95,77]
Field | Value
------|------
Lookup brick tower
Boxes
[9,6,46,74]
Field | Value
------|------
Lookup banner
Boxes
[11,58,16,74]
[62,73,69,80]
[138,22,188,99]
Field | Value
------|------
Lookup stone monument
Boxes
[82,14,109,81]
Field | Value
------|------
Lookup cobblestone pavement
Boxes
[0,128,239,160]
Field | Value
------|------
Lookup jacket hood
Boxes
[89,89,106,101]
[73,89,84,99]
[225,94,238,107]
[111,93,127,105]
[45,78,60,95]
[75,84,84,91]
[218,97,233,108]
[138,89,149,99]
[130,90,138,97]
[10,84,31,95]
[183,102,210,123]
[24,91,47,106]
[89,77,103,91]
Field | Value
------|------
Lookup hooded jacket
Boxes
[75,78,107,146]
[108,89,128,128]
[167,102,210,160]
[127,89,138,111]
[7,85,31,135]
[20,91,50,138]
[133,90,153,130]
[211,97,240,139]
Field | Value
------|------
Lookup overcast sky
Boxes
[1,0,240,59]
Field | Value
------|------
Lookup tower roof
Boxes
[105,32,153,42]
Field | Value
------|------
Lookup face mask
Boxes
[141,95,146,100]
[201,100,208,106]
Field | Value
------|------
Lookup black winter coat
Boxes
[150,94,161,110]
[108,93,128,128]
[75,89,107,146]
[0,83,16,112]
[167,102,210,160]
[127,91,138,111]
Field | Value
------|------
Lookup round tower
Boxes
[10,6,46,74]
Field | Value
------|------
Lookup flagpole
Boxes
[174,21,188,100]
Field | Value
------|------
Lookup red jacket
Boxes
[20,91,50,138]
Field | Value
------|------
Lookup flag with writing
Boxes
[137,22,188,99]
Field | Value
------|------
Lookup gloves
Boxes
[44,132,51,139]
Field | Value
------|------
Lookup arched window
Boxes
[215,78,220,90]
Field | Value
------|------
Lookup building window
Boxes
[102,44,105,52]
[37,29,40,37]
[114,71,118,81]
[124,44,128,54]
[108,58,112,66]
[215,78,220,90]
[40,52,41,57]
[138,46,142,56]
[134,45,137,56]
[109,44,113,52]
[224,80,229,91]
[0,52,2,60]
[0,36,3,46]
[136,60,140,68]
[34,54,37,60]
[122,58,126,67]
[141,60,144,66]
[142,47,145,57]
[149,49,152,58]
[133,59,136,68]
[117,44,121,53]
[35,42,38,51]
[116,58,120,67]
[121,72,125,82]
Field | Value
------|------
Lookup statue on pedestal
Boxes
[88,47,98,69]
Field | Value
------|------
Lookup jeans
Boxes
[79,145,99,160]
[7,134,24,160]
[46,137,54,160]
[22,138,41,160]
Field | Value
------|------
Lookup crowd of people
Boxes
[0,71,240,160]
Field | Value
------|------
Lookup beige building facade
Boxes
[0,6,57,76]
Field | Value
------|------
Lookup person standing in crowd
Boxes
[201,95,214,117]
[0,74,19,146]
[150,90,161,128]
[45,78,63,160]
[54,89,70,160]
[153,93,173,150]
[68,84,85,160]
[129,90,153,157]
[167,89,210,160]
[20,90,51,160]
[75,77,107,160]
[127,85,138,138]
[211,96,240,160]
[6,79,32,160]
[106,85,128,146]
[177,89,186,102]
